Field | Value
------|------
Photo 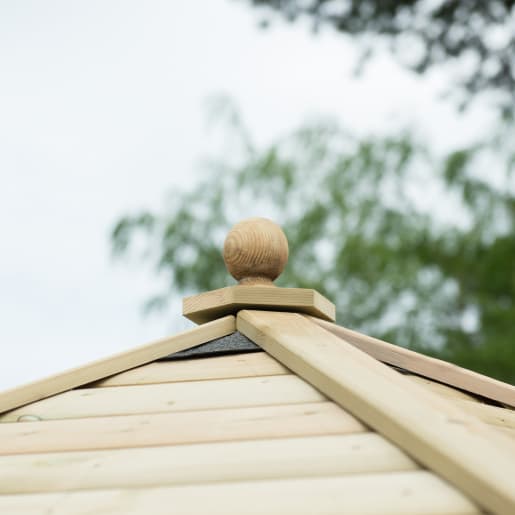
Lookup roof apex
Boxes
[183,218,335,324]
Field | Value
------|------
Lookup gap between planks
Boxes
[0,375,325,422]
[89,352,290,387]
[0,401,365,455]
[0,433,418,494]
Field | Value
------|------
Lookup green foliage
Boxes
[112,106,515,383]
[246,0,515,116]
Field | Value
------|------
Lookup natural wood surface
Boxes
[405,374,479,402]
[223,217,289,286]
[311,316,515,408]
[0,433,417,494]
[239,311,515,515]
[0,402,364,455]
[91,353,289,387]
[1,375,325,422]
[406,374,515,434]
[0,316,235,416]
[0,471,479,515]
[183,285,335,324]
[454,399,515,433]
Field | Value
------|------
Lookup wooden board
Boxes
[0,316,236,415]
[404,374,479,402]
[454,399,515,433]
[406,374,515,434]
[0,433,417,494]
[91,352,289,387]
[0,471,480,515]
[0,401,364,455]
[1,375,325,422]
[239,311,515,515]
[311,317,515,408]
[183,285,335,324]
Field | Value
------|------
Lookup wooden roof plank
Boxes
[0,375,325,422]
[0,402,365,456]
[405,374,515,435]
[238,310,515,515]
[0,471,479,515]
[90,352,289,387]
[404,374,480,402]
[0,316,235,416]
[0,433,417,495]
[310,316,515,408]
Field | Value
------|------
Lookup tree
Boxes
[245,0,515,116]
[111,104,515,384]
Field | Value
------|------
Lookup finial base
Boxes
[183,285,336,325]
[238,277,276,287]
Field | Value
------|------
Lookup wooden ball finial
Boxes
[223,218,289,286]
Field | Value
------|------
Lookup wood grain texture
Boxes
[91,352,289,387]
[311,316,515,408]
[183,285,335,324]
[0,375,325,422]
[0,433,418,494]
[0,316,236,416]
[0,471,480,515]
[405,374,479,402]
[406,374,515,434]
[223,217,288,286]
[453,399,515,433]
[0,401,364,455]
[239,311,515,515]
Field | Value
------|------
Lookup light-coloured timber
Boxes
[405,374,479,402]
[223,217,289,286]
[497,426,515,440]
[91,352,289,387]
[239,311,515,515]
[184,218,335,322]
[89,352,291,387]
[0,433,417,494]
[0,471,480,515]
[184,285,335,324]
[311,316,515,408]
[452,399,515,432]
[0,316,235,415]
[0,401,364,455]
[1,375,325,422]
[406,374,515,434]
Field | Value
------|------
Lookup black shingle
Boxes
[159,331,260,360]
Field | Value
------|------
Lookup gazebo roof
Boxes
[0,218,514,515]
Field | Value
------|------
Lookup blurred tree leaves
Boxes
[245,0,515,116]
[112,103,515,383]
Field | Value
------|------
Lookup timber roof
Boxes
[1,217,514,515]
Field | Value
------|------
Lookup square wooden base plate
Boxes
[183,286,336,325]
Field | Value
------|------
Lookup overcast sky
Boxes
[0,0,497,391]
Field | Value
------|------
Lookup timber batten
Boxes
[311,316,515,408]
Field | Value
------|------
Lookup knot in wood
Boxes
[223,218,289,286]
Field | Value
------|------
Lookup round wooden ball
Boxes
[223,218,289,285]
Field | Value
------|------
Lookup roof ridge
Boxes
[310,317,515,408]
[0,316,235,415]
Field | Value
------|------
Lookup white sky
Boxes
[0,0,496,391]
